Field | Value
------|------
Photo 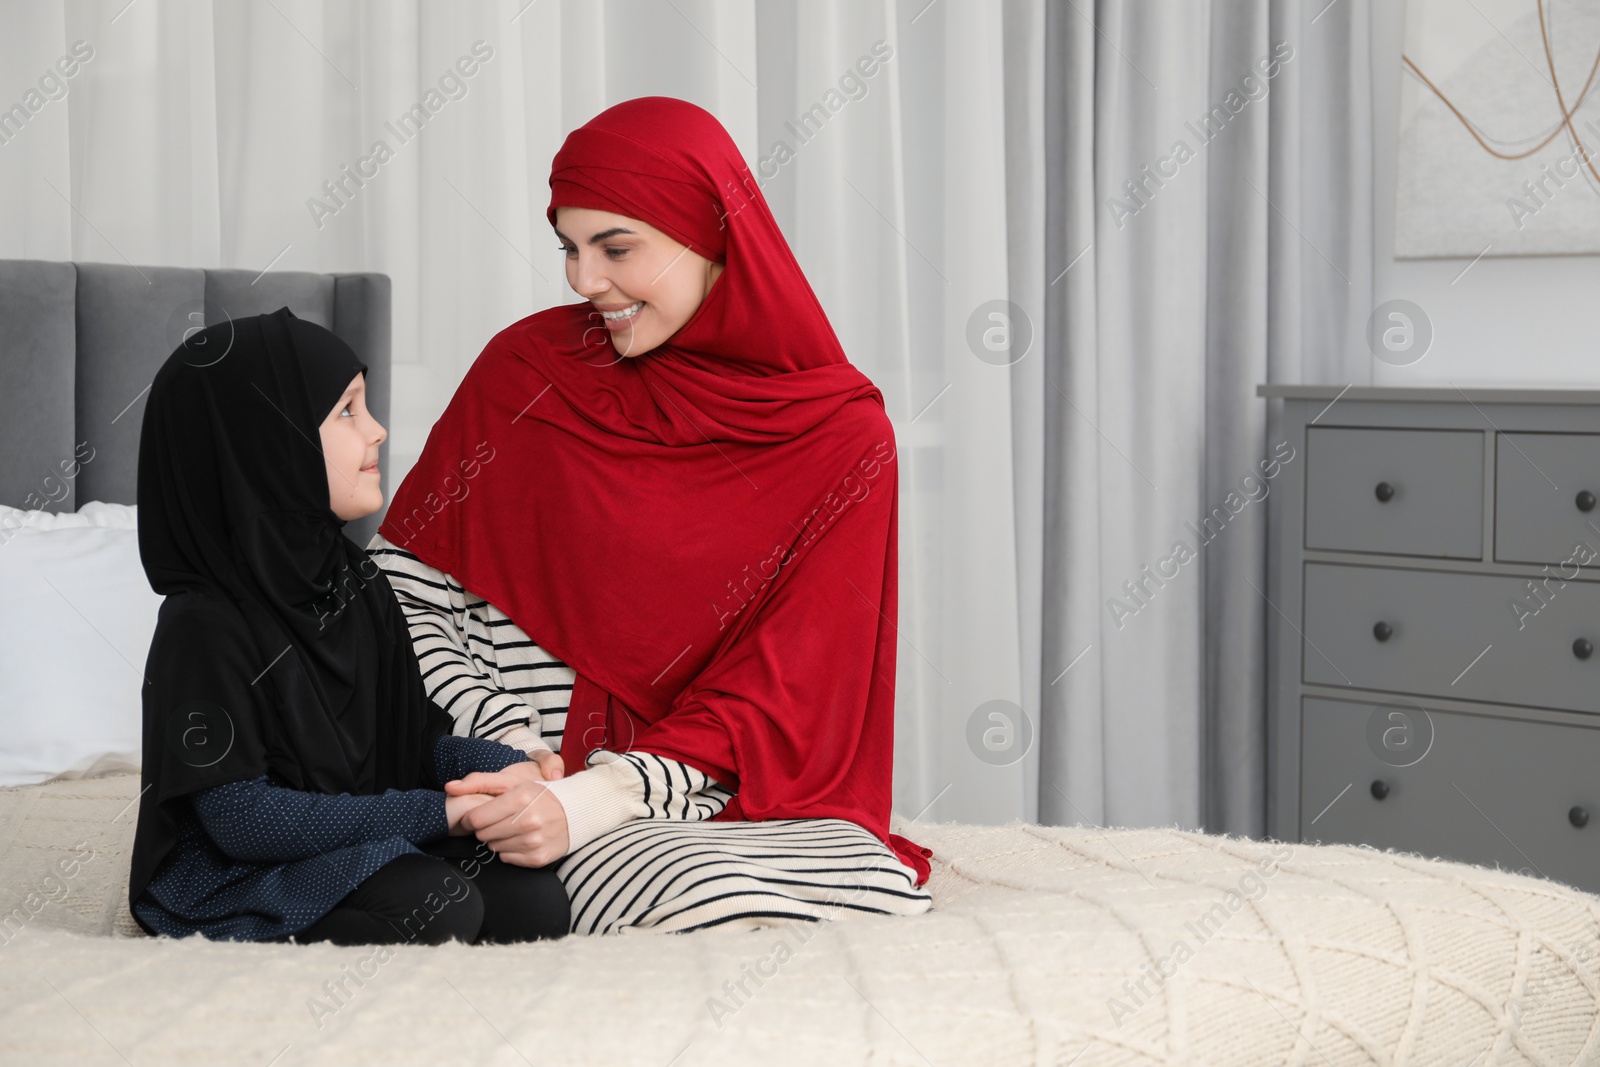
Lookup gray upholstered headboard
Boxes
[0,259,392,547]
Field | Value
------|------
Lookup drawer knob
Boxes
[1578,490,1597,513]
[1371,780,1390,800]
[1374,481,1396,503]
[1575,638,1594,661]
[1372,621,1394,643]
[1571,806,1590,829]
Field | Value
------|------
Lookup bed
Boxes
[1,259,1597,1066]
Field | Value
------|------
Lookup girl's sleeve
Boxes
[190,776,448,863]
[366,533,550,754]
[538,749,736,853]
[428,732,531,787]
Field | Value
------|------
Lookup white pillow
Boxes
[0,501,156,786]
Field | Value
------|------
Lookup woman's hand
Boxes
[444,765,571,866]
[444,792,494,836]
[527,748,565,780]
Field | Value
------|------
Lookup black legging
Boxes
[294,836,570,946]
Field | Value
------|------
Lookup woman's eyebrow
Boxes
[553,226,639,243]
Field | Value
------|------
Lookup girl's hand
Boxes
[445,792,494,836]
[445,761,554,795]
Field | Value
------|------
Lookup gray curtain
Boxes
[1005,0,1376,838]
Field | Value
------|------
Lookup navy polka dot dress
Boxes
[133,734,527,941]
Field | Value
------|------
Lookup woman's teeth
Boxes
[601,301,644,321]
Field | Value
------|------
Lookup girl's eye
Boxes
[340,403,354,418]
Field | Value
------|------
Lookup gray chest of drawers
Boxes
[1259,385,1600,894]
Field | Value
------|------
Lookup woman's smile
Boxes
[599,300,645,330]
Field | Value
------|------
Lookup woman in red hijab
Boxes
[376,96,933,934]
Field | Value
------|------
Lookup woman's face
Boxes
[555,206,725,359]
[319,372,387,521]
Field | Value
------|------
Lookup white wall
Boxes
[1370,0,1600,388]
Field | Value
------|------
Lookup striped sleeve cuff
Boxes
[495,722,552,755]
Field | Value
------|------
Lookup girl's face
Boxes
[319,372,387,521]
[554,206,725,359]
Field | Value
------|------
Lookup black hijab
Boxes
[129,306,451,917]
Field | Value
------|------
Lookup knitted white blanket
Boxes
[1,773,1596,1065]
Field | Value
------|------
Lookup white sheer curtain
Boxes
[0,0,1027,827]
[0,0,1376,835]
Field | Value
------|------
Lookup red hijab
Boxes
[378,96,931,886]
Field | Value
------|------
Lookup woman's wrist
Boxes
[539,757,645,851]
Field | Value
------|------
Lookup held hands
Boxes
[443,760,570,867]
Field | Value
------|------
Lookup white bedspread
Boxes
[2,773,1596,1065]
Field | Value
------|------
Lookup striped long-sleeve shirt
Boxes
[365,534,932,936]
[365,533,737,852]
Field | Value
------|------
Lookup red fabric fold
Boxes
[377,96,931,887]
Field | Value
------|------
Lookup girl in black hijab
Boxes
[128,306,569,945]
